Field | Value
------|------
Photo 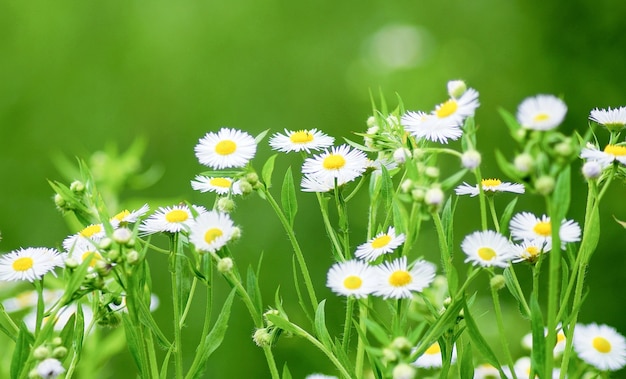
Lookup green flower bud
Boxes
[33,345,50,360]
[425,166,440,179]
[217,257,233,273]
[52,346,68,359]
[490,274,506,291]
[239,180,253,195]
[447,80,467,99]
[392,363,416,379]
[98,237,113,250]
[245,172,259,186]
[63,258,78,269]
[70,180,85,193]
[51,337,62,346]
[217,197,236,213]
[112,228,132,245]
[53,194,66,208]
[554,140,573,158]
[535,175,555,196]
[382,348,398,363]
[253,328,273,347]
[391,337,412,354]
[126,250,139,265]
[514,153,534,174]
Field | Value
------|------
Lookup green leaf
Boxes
[314,300,333,350]
[282,364,292,379]
[281,166,298,227]
[255,129,271,144]
[11,323,34,379]
[440,168,469,190]
[463,302,507,377]
[498,197,519,237]
[530,294,546,377]
[614,215,626,229]
[0,304,18,341]
[247,265,263,315]
[138,299,171,350]
[262,154,278,189]
[551,165,571,222]
[379,165,394,212]
[503,267,530,319]
[265,314,298,335]
[458,339,475,379]
[363,317,392,345]
[494,149,524,183]
[122,313,147,377]
[498,107,522,139]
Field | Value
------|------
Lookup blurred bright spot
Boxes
[363,24,433,72]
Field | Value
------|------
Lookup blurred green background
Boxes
[1,0,626,377]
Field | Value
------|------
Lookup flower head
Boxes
[188,211,236,253]
[413,341,456,368]
[509,212,581,246]
[301,145,369,186]
[372,257,436,299]
[574,323,626,371]
[269,128,334,153]
[516,94,567,131]
[326,259,376,298]
[455,178,525,197]
[0,248,63,282]
[401,110,462,144]
[355,227,406,262]
[63,223,107,252]
[589,106,626,132]
[195,128,257,169]
[461,230,515,268]
[36,358,66,379]
[110,204,150,226]
[512,239,552,264]
[191,175,242,195]
[580,143,626,167]
[139,205,207,235]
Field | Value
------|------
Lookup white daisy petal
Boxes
[401,111,463,144]
[589,106,626,131]
[574,323,626,371]
[509,212,581,246]
[139,204,207,235]
[511,238,552,264]
[372,256,436,299]
[326,260,376,298]
[110,204,150,226]
[0,248,62,282]
[413,342,456,369]
[301,145,369,186]
[63,224,107,252]
[191,175,242,195]
[580,144,626,167]
[188,211,236,253]
[194,128,257,169]
[516,94,567,131]
[355,226,406,262]
[269,128,334,153]
[455,179,525,197]
[461,230,515,268]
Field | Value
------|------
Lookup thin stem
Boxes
[491,281,518,379]
[432,212,453,296]
[179,276,198,328]
[170,234,184,379]
[487,197,500,232]
[545,196,562,378]
[472,168,488,231]
[341,297,354,348]
[355,299,368,379]
[316,192,345,261]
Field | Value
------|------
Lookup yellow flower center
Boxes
[165,209,189,223]
[557,331,566,343]
[478,247,496,261]
[323,154,346,170]
[209,177,232,188]
[525,246,540,258]
[533,113,550,122]
[204,228,224,244]
[343,275,363,290]
[80,224,102,237]
[12,257,34,272]
[604,144,626,156]
[289,130,314,144]
[592,336,612,353]
[533,221,552,237]
[215,140,237,155]
[113,210,130,221]
[425,342,441,355]
[481,178,502,187]
[81,252,102,268]
[388,270,412,287]
[371,235,392,249]
[435,99,458,118]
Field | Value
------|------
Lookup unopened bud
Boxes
[53,194,66,208]
[70,180,85,193]
[64,258,78,269]
[424,187,444,207]
[490,274,506,291]
[217,257,233,273]
[230,227,241,241]
[366,116,377,128]
[425,166,440,179]
[411,189,425,202]
[382,348,398,363]
[554,140,573,157]
[514,153,534,174]
[51,337,62,346]
[33,345,50,360]
[263,309,280,326]
[447,80,467,99]
[461,150,481,169]
[239,180,253,195]
[582,161,603,180]
[535,176,555,196]
[400,179,413,193]
[391,337,412,354]
[392,363,416,379]
[217,197,235,213]
[393,148,412,164]
[52,346,68,359]
[112,228,132,245]
[98,238,113,250]
[126,250,139,265]
[253,328,273,347]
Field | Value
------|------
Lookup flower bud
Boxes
[461,150,481,169]
[424,187,444,207]
[425,166,440,179]
[245,172,259,186]
[51,337,62,346]
[554,140,573,158]
[490,275,506,291]
[535,176,555,196]
[33,345,50,360]
[239,180,253,195]
[447,80,467,99]
[393,148,412,164]
[63,258,79,269]
[52,346,68,359]
[411,189,425,202]
[392,363,416,379]
[391,337,412,354]
[217,197,236,213]
[263,309,280,326]
[112,228,132,245]
[253,328,273,347]
[53,194,67,208]
[230,227,241,241]
[98,237,113,250]
[582,161,603,180]
[107,249,120,262]
[514,153,534,174]
[217,257,233,273]
[126,250,139,265]
[70,180,85,193]
[366,116,377,128]
[382,348,398,363]
[400,179,413,193]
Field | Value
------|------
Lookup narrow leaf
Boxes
[530,295,546,377]
[463,303,508,377]
[262,154,278,189]
[314,300,333,350]
[281,166,298,227]
[10,323,34,379]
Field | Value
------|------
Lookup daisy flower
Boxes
[589,106,626,131]
[269,128,334,153]
[461,230,515,268]
[0,248,62,282]
[574,323,626,371]
[36,358,66,379]
[2,289,64,313]
[301,144,369,186]
[401,110,462,144]
[66,243,104,269]
[326,259,376,298]
[512,356,561,379]
[372,256,436,299]
[62,223,107,252]
[194,128,257,169]
[300,175,337,193]
[413,341,456,368]
[473,363,501,379]
[110,204,150,226]
[188,211,236,253]
[512,239,552,264]
[191,175,242,195]
[355,226,406,262]
[139,204,207,235]
[580,143,626,167]
[516,94,567,131]
[509,212,581,245]
[455,178,525,197]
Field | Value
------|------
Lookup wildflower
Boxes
[516,94,567,131]
[474,363,500,379]
[413,341,456,368]
[326,260,376,298]
[355,227,406,262]
[372,257,436,299]
[580,143,626,167]
[574,323,626,371]
[191,175,242,195]
[401,110,462,144]
[300,175,337,193]
[430,87,480,125]
[513,356,561,378]
[392,363,416,379]
[455,178,525,197]
[512,239,552,264]
[269,128,334,153]
[461,150,481,169]
[589,106,626,132]
[138,204,206,235]
[461,230,515,268]
[36,358,65,379]
[301,144,369,186]
[62,223,107,252]
[110,204,150,225]
[368,157,398,175]
[66,243,104,269]
[195,128,257,169]
[188,211,236,253]
[509,212,581,245]
[0,248,62,282]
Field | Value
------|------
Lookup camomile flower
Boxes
[580,143,626,167]
[191,175,242,195]
[509,212,581,245]
[110,204,150,226]
[455,178,525,197]
[574,323,626,371]
[413,341,456,368]
[139,204,207,235]
[512,239,552,264]
[516,94,567,131]
[62,223,107,252]
[269,128,334,153]
[188,211,236,253]
[326,259,376,298]
[473,363,501,379]
[300,175,337,193]
[301,144,369,186]
[0,248,62,282]
[372,256,436,299]
[401,110,462,144]
[355,227,406,262]
[589,106,626,132]
[461,230,515,268]
[66,243,104,270]
[513,356,561,379]
[194,128,257,169]
[36,358,66,379]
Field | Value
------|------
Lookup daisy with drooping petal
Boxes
[139,204,207,235]
[401,110,462,144]
[455,178,525,197]
[355,227,406,262]
[372,256,436,299]
[509,212,581,245]
[0,248,61,282]
[269,128,334,153]
[195,128,257,169]
[516,94,567,131]
[188,211,236,253]
[326,259,376,298]
[301,144,369,186]
[110,204,150,226]
[512,239,552,264]
[62,223,107,252]
[191,175,242,195]
[580,143,626,167]
[574,323,626,371]
[300,175,337,193]
[461,230,515,268]
[589,106,626,131]
[413,341,456,368]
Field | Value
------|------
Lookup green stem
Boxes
[185,256,214,379]
[472,167,488,231]
[170,234,184,379]
[487,197,500,232]
[34,279,45,335]
[316,192,345,261]
[545,197,562,378]
[432,212,453,295]
[490,281,518,379]
[179,276,198,328]
[341,297,354,348]
[355,299,368,379]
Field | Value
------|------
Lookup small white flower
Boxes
[36,358,66,379]
[580,143,626,167]
[393,147,412,164]
[190,175,243,195]
[355,227,406,262]
[424,187,444,207]
[431,88,480,125]
[66,243,104,270]
[63,223,107,252]
[372,257,436,299]
[461,230,515,268]
[516,94,567,131]
[188,211,236,253]
[509,212,581,246]
[195,128,257,169]
[0,248,62,282]
[139,204,207,235]
[301,144,369,186]
[401,110,462,144]
[269,128,334,153]
[589,106,626,131]
[473,363,501,379]
[300,175,337,193]
[447,79,467,98]
[326,259,376,298]
[574,323,626,371]
[512,239,552,264]
[110,204,150,226]
[368,158,398,175]
[455,178,525,197]
[413,341,456,369]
